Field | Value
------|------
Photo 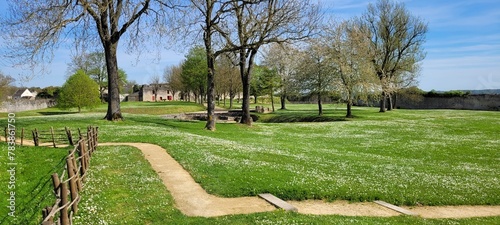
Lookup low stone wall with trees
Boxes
[0,99,56,112]
[397,94,500,111]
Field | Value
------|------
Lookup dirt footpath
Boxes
[85,143,500,218]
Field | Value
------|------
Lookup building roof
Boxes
[12,89,34,98]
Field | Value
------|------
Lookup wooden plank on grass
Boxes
[258,193,297,212]
[374,200,418,216]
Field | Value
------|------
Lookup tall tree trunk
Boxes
[393,92,398,109]
[239,49,258,125]
[346,101,353,118]
[240,74,251,124]
[270,88,275,112]
[317,92,323,116]
[387,93,393,111]
[229,92,234,109]
[205,53,216,131]
[280,91,287,110]
[104,41,123,121]
[100,88,105,103]
[379,91,387,112]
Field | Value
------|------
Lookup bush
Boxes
[424,90,470,98]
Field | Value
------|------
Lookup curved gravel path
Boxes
[100,142,500,218]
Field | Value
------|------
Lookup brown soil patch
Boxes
[405,205,500,218]
[289,200,400,217]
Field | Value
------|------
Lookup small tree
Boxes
[362,0,428,112]
[215,53,241,109]
[262,43,301,110]
[0,72,15,102]
[296,40,336,116]
[58,70,100,112]
[37,86,61,99]
[326,20,378,118]
[181,46,208,104]
[164,65,183,101]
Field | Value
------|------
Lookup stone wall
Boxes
[0,99,56,112]
[397,94,500,111]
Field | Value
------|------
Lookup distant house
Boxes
[11,89,36,100]
[126,83,180,102]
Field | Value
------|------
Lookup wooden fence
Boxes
[32,127,81,147]
[4,127,26,146]
[3,126,81,147]
[41,126,98,225]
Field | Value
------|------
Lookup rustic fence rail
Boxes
[4,127,25,146]
[32,127,78,147]
[41,126,98,225]
[4,126,80,147]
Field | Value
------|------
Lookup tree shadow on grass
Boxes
[0,150,67,225]
[38,112,79,116]
[261,114,348,123]
[126,116,201,131]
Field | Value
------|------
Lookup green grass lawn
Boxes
[0,101,205,117]
[0,145,69,224]
[0,102,499,224]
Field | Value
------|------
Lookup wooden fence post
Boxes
[78,140,87,182]
[60,181,69,225]
[42,207,53,225]
[51,173,60,197]
[95,127,99,146]
[66,127,74,146]
[72,155,82,192]
[87,129,93,156]
[21,128,24,146]
[34,128,39,146]
[50,127,56,148]
[67,157,79,214]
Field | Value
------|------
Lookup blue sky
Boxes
[1,0,499,91]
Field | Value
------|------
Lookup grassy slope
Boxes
[0,102,499,224]
[0,145,69,224]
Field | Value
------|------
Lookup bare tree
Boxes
[188,0,319,128]
[362,0,428,112]
[262,43,301,110]
[296,40,336,116]
[0,72,15,102]
[1,0,179,120]
[215,53,241,109]
[192,0,233,130]
[326,20,378,118]
[221,0,320,125]
[164,64,183,100]
[150,74,161,102]
[69,52,107,102]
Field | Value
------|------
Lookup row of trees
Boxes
[1,0,426,130]
[257,0,426,117]
[163,46,243,108]
[168,0,427,119]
